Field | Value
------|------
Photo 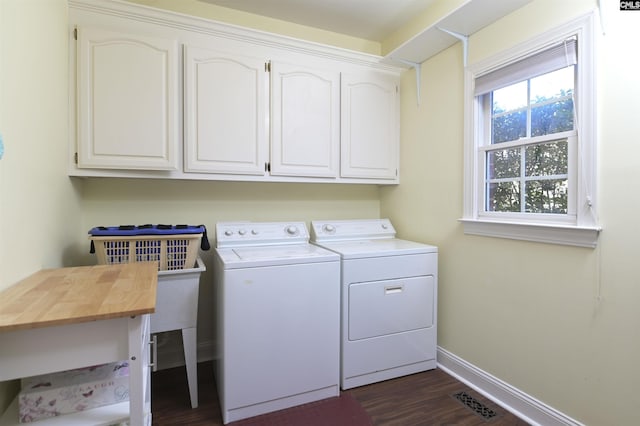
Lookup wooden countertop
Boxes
[0,262,157,332]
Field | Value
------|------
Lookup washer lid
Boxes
[313,238,437,259]
[216,243,339,268]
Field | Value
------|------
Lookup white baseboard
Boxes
[437,347,584,426]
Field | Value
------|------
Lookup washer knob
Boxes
[224,230,233,236]
[286,226,299,235]
[382,223,388,229]
[323,224,335,233]
[251,229,259,235]
[238,229,247,236]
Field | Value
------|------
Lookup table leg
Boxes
[182,327,198,408]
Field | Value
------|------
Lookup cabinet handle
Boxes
[149,334,158,372]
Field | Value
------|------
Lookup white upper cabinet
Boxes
[341,72,399,180]
[185,55,340,179]
[270,62,340,178]
[184,46,268,175]
[76,27,179,170]
[69,0,403,183]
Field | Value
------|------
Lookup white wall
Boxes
[0,0,83,411]
[381,0,640,424]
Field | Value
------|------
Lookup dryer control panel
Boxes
[311,218,396,242]
[216,221,309,247]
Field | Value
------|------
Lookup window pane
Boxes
[493,81,527,112]
[531,99,574,136]
[487,181,521,212]
[483,57,577,216]
[525,140,568,176]
[525,179,568,213]
[487,148,520,179]
[530,66,574,105]
[492,110,526,144]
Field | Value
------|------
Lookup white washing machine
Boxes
[213,221,340,424]
[310,218,438,390]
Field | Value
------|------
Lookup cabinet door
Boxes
[341,73,399,180]
[184,46,268,175]
[270,62,340,178]
[76,27,178,170]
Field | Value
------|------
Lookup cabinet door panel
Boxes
[77,27,178,170]
[271,62,339,178]
[184,47,267,175]
[341,73,399,180]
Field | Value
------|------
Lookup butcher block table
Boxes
[0,262,157,426]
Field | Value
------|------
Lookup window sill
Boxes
[459,218,601,248]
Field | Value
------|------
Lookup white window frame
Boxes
[460,12,601,248]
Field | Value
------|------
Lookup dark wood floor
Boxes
[151,362,530,425]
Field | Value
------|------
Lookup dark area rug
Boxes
[229,393,373,426]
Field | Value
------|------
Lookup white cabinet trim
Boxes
[69,0,400,71]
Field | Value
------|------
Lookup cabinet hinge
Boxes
[265,61,271,72]
[73,27,78,40]
[74,152,78,164]
[265,162,271,172]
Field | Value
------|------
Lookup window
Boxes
[483,45,575,217]
[461,13,600,247]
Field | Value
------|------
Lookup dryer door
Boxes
[348,275,434,340]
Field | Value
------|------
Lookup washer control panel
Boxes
[216,221,309,247]
[310,219,396,241]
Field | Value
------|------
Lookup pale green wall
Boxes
[0,0,82,286]
[78,179,381,353]
[86,0,383,380]
[381,0,640,424]
[0,0,83,412]
[0,0,381,412]
[3,0,638,423]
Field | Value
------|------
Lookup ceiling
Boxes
[199,0,438,41]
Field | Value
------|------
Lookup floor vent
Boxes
[452,391,498,420]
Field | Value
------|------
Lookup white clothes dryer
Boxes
[213,221,340,424]
[311,218,438,390]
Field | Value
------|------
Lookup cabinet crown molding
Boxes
[69,0,402,73]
